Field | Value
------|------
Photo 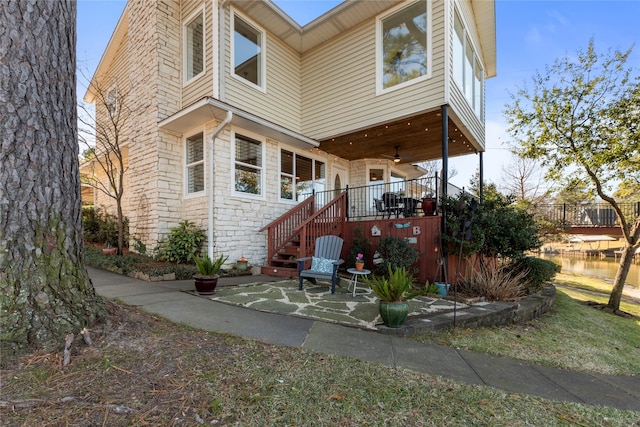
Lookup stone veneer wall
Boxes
[105,0,351,269]
[123,0,183,248]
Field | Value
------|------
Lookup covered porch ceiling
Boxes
[318,108,481,165]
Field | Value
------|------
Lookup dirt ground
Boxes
[0,300,271,426]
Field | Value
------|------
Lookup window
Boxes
[106,86,117,115]
[378,1,429,92]
[453,12,464,89]
[184,10,204,82]
[235,134,262,195]
[233,13,265,89]
[453,10,484,118]
[280,150,325,201]
[186,132,204,194]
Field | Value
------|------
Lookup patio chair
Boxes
[298,235,344,294]
[374,198,394,219]
[382,192,403,218]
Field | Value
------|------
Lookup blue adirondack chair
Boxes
[298,235,344,294]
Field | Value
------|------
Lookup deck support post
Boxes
[440,104,449,284]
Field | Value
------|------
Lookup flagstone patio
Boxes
[198,279,468,330]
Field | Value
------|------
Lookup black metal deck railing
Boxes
[533,202,640,227]
[304,175,439,220]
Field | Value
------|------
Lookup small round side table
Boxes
[346,267,371,297]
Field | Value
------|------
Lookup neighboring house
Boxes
[82,0,496,270]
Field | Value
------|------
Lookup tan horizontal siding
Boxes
[444,0,486,149]
[223,9,302,131]
[182,0,213,107]
[301,1,446,139]
[449,83,484,149]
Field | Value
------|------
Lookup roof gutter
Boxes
[208,110,233,259]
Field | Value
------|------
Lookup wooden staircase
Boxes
[260,192,347,277]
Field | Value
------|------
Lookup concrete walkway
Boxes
[89,267,640,412]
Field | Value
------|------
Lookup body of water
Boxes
[539,254,640,288]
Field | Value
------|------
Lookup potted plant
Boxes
[363,265,425,328]
[236,255,249,271]
[355,253,365,271]
[193,254,228,295]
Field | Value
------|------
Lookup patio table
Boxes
[346,267,371,297]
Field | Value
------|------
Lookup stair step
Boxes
[279,247,300,256]
[261,266,298,278]
[270,258,298,267]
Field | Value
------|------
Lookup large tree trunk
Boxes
[0,0,105,356]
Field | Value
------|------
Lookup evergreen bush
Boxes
[160,221,206,264]
[375,236,420,275]
[510,256,560,294]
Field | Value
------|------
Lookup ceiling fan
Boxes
[382,146,411,163]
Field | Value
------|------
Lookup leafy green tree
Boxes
[505,40,640,313]
[444,190,541,260]
[553,178,595,205]
[479,193,541,260]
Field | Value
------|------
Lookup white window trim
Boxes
[278,147,326,203]
[184,129,206,198]
[230,8,267,93]
[279,148,297,204]
[375,0,433,96]
[183,6,206,85]
[231,129,266,200]
[452,7,485,119]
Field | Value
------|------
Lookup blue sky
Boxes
[77,0,640,188]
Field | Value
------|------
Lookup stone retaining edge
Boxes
[378,284,557,337]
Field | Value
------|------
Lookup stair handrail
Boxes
[259,196,315,262]
[294,192,347,259]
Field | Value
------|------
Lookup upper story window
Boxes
[377,1,430,94]
[185,132,205,194]
[453,10,484,118]
[184,9,204,83]
[234,133,263,196]
[232,12,265,90]
[106,85,117,115]
[280,149,325,201]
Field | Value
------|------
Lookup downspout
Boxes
[208,111,233,258]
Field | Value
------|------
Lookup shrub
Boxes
[84,245,197,279]
[459,262,528,301]
[441,192,542,260]
[363,265,424,302]
[509,257,560,294]
[160,221,206,264]
[375,236,420,275]
[441,193,484,257]
[82,206,102,243]
[347,225,371,268]
[132,236,147,256]
[82,206,128,247]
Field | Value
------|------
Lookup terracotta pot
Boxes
[379,301,408,328]
[355,261,364,271]
[194,275,219,295]
[102,247,117,255]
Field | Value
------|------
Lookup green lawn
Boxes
[2,273,639,425]
[413,274,640,376]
